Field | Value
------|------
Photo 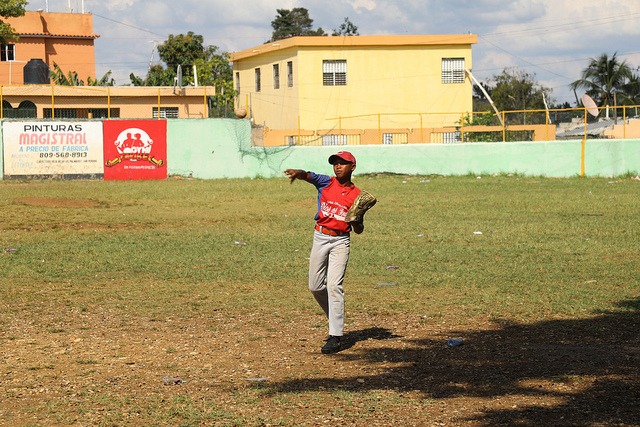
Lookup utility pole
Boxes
[614,90,617,125]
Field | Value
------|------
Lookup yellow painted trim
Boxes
[231,34,478,61]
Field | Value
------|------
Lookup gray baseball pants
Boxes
[308,229,351,337]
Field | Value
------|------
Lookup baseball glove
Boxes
[345,190,377,223]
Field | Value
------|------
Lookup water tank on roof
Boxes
[23,59,50,85]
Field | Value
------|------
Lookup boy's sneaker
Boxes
[321,335,341,354]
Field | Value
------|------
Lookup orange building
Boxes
[1,11,99,85]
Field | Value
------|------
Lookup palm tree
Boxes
[87,70,115,86]
[620,73,640,105]
[570,52,633,107]
[50,62,84,86]
[619,72,640,117]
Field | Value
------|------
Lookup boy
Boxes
[284,151,363,354]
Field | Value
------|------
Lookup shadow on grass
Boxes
[340,327,403,351]
[270,298,640,426]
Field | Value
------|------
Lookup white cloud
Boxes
[25,0,640,100]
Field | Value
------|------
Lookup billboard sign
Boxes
[2,121,104,179]
[103,120,167,180]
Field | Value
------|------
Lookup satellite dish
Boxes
[177,65,183,88]
[581,94,599,117]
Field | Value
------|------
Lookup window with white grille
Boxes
[1,44,15,62]
[287,61,293,87]
[322,135,346,145]
[255,68,261,92]
[153,107,179,118]
[323,60,347,86]
[443,131,462,144]
[235,72,240,93]
[442,58,465,84]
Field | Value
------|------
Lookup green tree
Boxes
[489,68,552,125]
[50,62,84,86]
[194,46,235,117]
[332,17,359,36]
[569,52,633,107]
[131,32,205,87]
[0,0,27,44]
[130,64,176,87]
[269,8,326,42]
[157,32,204,78]
[129,32,236,117]
[458,112,501,142]
[87,70,115,86]
[619,72,640,105]
[472,81,493,112]
[51,62,115,86]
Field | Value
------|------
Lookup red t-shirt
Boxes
[308,172,361,233]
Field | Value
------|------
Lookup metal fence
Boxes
[259,105,640,147]
[0,84,234,120]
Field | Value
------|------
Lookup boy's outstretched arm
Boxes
[284,169,311,183]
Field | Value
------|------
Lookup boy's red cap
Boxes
[328,151,356,165]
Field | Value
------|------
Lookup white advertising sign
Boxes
[3,121,104,177]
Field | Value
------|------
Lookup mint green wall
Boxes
[166,118,640,178]
[167,119,255,179]
[2,119,639,179]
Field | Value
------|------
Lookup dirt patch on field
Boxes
[1,303,638,426]
[14,197,102,208]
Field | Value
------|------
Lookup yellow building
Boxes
[231,35,477,146]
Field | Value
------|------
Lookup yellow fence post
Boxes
[51,84,55,119]
[108,87,111,119]
[623,106,626,139]
[502,112,506,142]
[581,107,587,177]
[378,113,381,145]
[461,113,465,143]
[204,86,207,118]
[339,117,342,145]
[298,116,301,146]
[419,113,423,143]
[157,88,161,119]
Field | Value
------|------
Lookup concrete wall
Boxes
[2,118,639,180]
[168,119,640,179]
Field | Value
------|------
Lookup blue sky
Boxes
[26,0,640,106]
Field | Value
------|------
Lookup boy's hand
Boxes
[283,169,309,183]
[349,221,364,234]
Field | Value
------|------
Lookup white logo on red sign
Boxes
[114,128,154,158]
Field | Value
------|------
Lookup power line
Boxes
[478,36,571,80]
[480,12,640,39]
[92,13,166,38]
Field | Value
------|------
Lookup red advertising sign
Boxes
[103,120,167,180]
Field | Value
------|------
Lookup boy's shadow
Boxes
[340,327,402,351]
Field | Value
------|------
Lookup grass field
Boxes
[1,174,639,426]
